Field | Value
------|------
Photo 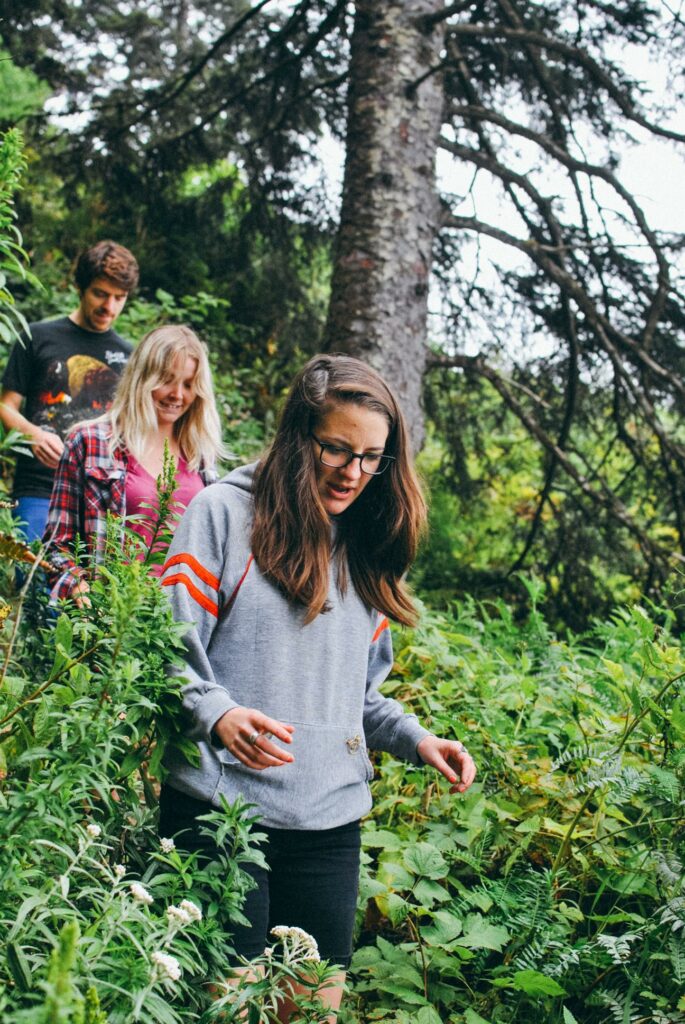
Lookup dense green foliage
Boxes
[2,538,684,1021]
[346,591,685,1022]
[0,523,339,1023]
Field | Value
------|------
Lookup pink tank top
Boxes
[125,454,204,571]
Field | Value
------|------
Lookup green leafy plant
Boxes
[344,592,685,1023]
[0,127,42,356]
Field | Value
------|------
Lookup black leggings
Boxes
[159,785,361,969]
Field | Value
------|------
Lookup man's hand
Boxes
[32,427,65,469]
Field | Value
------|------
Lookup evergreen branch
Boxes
[426,351,679,569]
[445,23,685,143]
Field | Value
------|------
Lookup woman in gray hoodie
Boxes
[159,354,476,1021]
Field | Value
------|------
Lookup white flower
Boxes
[151,950,182,982]
[160,837,176,854]
[86,823,101,839]
[167,905,192,926]
[270,925,320,962]
[114,864,126,880]
[129,882,153,905]
[179,899,202,922]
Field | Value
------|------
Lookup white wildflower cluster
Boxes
[151,950,182,983]
[179,899,202,922]
[86,823,102,839]
[166,899,202,929]
[270,925,320,963]
[129,882,154,905]
[114,864,126,881]
[160,837,176,854]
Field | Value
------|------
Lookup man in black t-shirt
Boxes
[0,240,139,543]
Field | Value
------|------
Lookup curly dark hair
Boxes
[73,240,139,293]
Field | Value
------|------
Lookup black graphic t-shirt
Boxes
[2,316,132,498]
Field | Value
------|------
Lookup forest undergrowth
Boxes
[1,494,683,1022]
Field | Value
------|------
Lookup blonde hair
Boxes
[108,324,224,471]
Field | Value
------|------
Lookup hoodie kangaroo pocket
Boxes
[216,721,374,828]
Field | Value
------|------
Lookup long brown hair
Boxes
[251,354,427,625]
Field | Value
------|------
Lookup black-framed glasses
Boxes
[311,435,395,476]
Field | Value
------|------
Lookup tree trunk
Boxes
[323,0,445,451]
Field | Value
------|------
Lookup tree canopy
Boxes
[2,0,685,622]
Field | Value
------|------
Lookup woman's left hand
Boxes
[416,736,477,794]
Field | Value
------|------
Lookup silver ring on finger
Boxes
[247,731,260,746]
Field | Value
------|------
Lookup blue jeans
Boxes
[12,496,51,591]
[13,495,51,544]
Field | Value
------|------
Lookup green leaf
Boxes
[460,914,510,951]
[6,942,32,992]
[420,909,463,946]
[563,1008,580,1024]
[363,828,404,850]
[465,1010,493,1024]
[414,1008,443,1024]
[403,842,448,879]
[413,878,451,907]
[602,658,626,683]
[32,698,52,742]
[384,892,411,925]
[512,970,567,997]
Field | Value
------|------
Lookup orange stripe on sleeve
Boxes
[161,573,219,618]
[372,616,389,643]
[162,552,220,592]
[225,554,254,614]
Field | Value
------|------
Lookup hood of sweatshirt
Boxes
[219,460,257,494]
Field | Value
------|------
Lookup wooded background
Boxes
[2,0,685,628]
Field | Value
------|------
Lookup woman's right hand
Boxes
[213,707,295,770]
[72,579,91,609]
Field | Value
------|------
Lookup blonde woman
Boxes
[43,324,223,602]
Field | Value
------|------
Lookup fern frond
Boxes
[546,944,583,978]
[595,931,639,965]
[589,986,640,1024]
[660,896,685,932]
[670,933,685,984]
[603,766,648,804]
[513,935,554,971]
[551,741,607,772]
[652,848,683,887]
[647,765,682,803]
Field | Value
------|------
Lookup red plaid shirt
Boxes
[43,420,216,601]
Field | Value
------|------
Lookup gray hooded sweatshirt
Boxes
[160,463,432,830]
